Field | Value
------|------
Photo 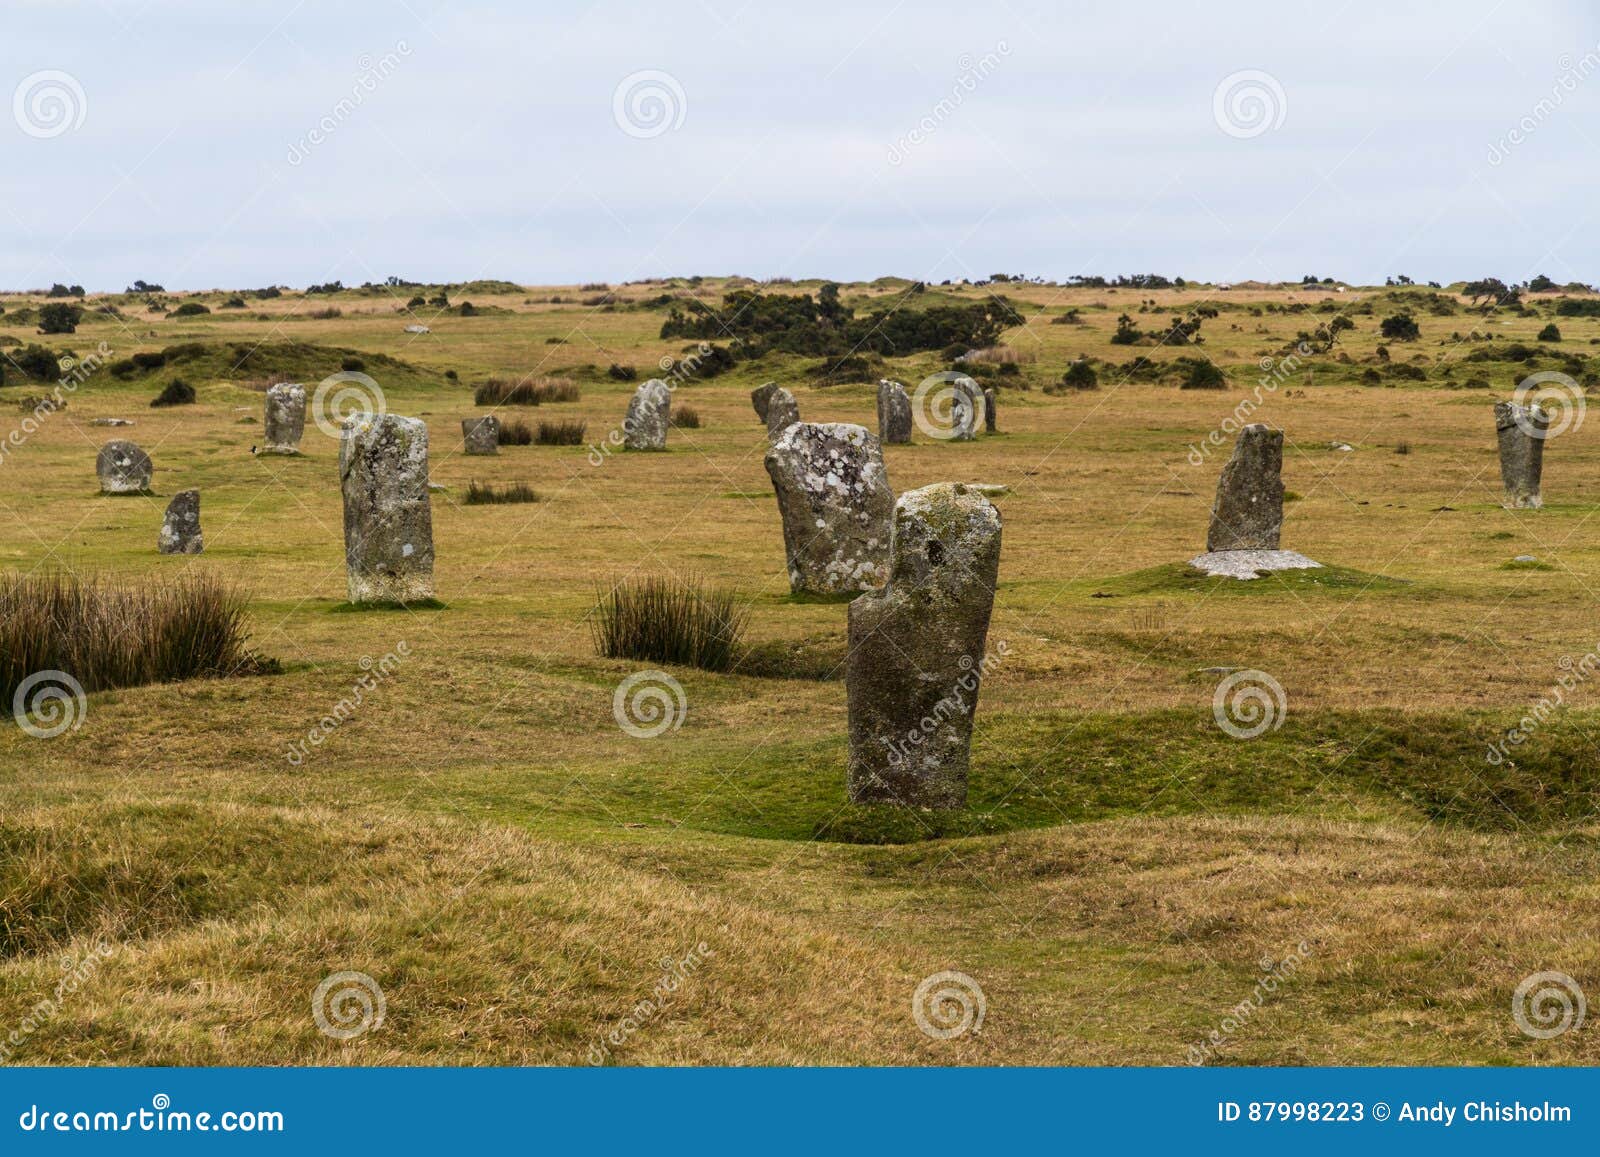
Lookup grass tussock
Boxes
[474,377,580,406]
[669,405,702,429]
[497,418,534,446]
[0,572,271,712]
[592,575,748,673]
[535,418,587,445]
[464,481,539,505]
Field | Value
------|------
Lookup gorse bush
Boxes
[474,378,580,406]
[591,574,748,673]
[150,378,196,407]
[1,572,268,713]
[463,481,539,505]
[497,418,534,445]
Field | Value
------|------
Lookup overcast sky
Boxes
[3,1,1599,291]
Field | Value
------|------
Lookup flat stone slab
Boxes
[1187,549,1322,580]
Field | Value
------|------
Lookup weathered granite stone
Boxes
[1205,424,1283,551]
[765,387,800,439]
[261,382,306,454]
[1495,401,1547,509]
[950,376,983,441]
[158,489,202,555]
[877,379,912,444]
[96,440,152,493]
[763,422,894,594]
[751,382,781,424]
[340,413,435,604]
[983,388,997,434]
[847,482,1003,809]
[462,415,499,456]
[623,379,671,451]
[1187,549,1321,580]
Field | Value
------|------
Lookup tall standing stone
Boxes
[340,413,435,604]
[877,379,912,444]
[765,387,800,439]
[847,483,1003,809]
[1206,424,1283,551]
[623,379,671,451]
[763,422,894,594]
[96,440,152,493]
[983,387,997,434]
[158,489,202,554]
[1495,401,1547,509]
[462,416,499,456]
[949,376,983,441]
[261,382,307,455]
[751,382,780,424]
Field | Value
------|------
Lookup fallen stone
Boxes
[461,415,499,455]
[1513,554,1537,562]
[751,382,781,424]
[1495,401,1547,509]
[876,379,912,444]
[404,324,431,334]
[1206,424,1283,551]
[847,482,1003,809]
[763,422,894,594]
[340,412,435,604]
[1187,549,1322,580]
[623,379,671,451]
[261,382,307,454]
[158,489,203,554]
[764,387,800,439]
[96,440,152,493]
[90,417,134,427]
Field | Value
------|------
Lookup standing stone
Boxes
[158,489,202,554]
[876,379,912,444]
[751,382,781,424]
[763,422,894,595]
[623,379,671,451]
[462,416,499,456]
[765,387,800,439]
[949,376,983,441]
[1206,424,1283,551]
[340,413,435,604]
[261,382,307,454]
[983,388,997,434]
[847,483,1003,809]
[96,440,152,493]
[1495,401,1547,509]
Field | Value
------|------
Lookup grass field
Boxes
[1,276,1598,1064]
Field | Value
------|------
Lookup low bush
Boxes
[172,302,210,317]
[150,378,196,407]
[591,574,748,673]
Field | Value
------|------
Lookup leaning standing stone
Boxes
[983,387,997,434]
[765,387,800,439]
[1206,423,1283,551]
[97,440,152,493]
[1495,401,1547,509]
[877,379,912,444]
[763,422,894,594]
[261,382,307,454]
[751,382,781,424]
[158,489,202,554]
[462,416,499,456]
[847,483,1003,809]
[340,413,435,604]
[623,379,671,451]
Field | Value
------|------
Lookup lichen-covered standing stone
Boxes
[1206,424,1283,551]
[877,379,912,444]
[158,489,202,555]
[751,382,780,424]
[462,416,499,456]
[262,382,307,454]
[950,376,983,441]
[765,387,800,439]
[624,379,671,451]
[1495,401,1547,509]
[763,422,894,594]
[983,388,997,434]
[97,440,152,493]
[847,483,1003,809]
[340,413,435,604]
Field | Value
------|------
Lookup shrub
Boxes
[607,363,637,381]
[1109,314,1142,344]
[1361,369,1383,384]
[1554,298,1600,317]
[670,405,702,428]
[1380,313,1420,341]
[172,302,210,317]
[459,302,477,317]
[150,378,196,407]
[1061,361,1099,390]
[1538,324,1562,342]
[1179,360,1227,390]
[220,296,247,309]
[535,419,586,445]
[1,571,268,712]
[463,481,539,505]
[37,303,80,334]
[1395,441,1411,455]
[131,351,167,369]
[9,345,64,380]
[498,418,534,446]
[340,357,365,371]
[474,377,579,406]
[591,574,748,673]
